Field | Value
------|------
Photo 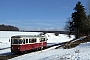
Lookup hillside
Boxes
[0,24,19,31]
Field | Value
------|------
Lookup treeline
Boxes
[0,24,19,31]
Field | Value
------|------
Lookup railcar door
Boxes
[22,39,26,51]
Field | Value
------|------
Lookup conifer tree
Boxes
[65,1,87,38]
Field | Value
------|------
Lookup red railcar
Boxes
[11,35,47,53]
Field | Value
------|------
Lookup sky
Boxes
[0,0,89,31]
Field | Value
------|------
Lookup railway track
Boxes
[0,47,10,50]
[0,43,64,60]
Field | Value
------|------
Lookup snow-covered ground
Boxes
[46,33,74,43]
[3,31,89,60]
[9,42,90,60]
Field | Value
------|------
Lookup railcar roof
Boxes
[11,35,45,38]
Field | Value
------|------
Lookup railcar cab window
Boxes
[11,39,23,44]
[18,39,22,44]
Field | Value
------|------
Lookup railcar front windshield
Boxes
[11,39,23,44]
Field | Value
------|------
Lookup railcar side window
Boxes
[31,38,36,43]
[26,39,28,43]
[32,39,34,43]
[34,39,36,42]
[23,39,25,44]
[29,39,31,43]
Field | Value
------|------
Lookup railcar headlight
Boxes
[12,47,13,49]
[18,47,20,49]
